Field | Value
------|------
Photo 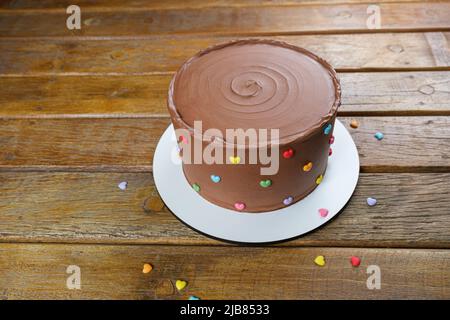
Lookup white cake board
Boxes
[153,119,359,244]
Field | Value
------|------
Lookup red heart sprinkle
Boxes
[329,148,333,156]
[283,148,294,159]
[329,136,335,144]
[350,256,361,267]
[179,135,188,144]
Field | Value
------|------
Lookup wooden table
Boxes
[0,0,449,300]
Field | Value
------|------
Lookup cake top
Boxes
[168,39,340,144]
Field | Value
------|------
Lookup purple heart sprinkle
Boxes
[283,196,294,206]
[367,197,377,206]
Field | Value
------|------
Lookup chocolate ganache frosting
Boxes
[168,39,341,212]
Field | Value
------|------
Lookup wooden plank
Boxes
[1,33,448,77]
[0,172,449,248]
[1,72,449,118]
[0,0,429,10]
[0,3,449,37]
[0,243,449,299]
[0,117,449,172]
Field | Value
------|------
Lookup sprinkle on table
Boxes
[350,120,359,129]
[118,181,128,190]
[367,197,377,207]
[314,255,326,266]
[142,263,153,274]
[374,132,384,140]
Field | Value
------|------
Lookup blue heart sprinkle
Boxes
[189,296,201,300]
[367,197,377,206]
[210,175,221,183]
[324,123,332,135]
[374,132,384,140]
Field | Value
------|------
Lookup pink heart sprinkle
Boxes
[318,208,329,217]
[234,202,246,211]
[179,135,188,144]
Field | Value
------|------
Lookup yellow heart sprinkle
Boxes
[316,174,323,184]
[229,156,241,164]
[314,255,326,266]
[142,263,153,274]
[303,162,313,172]
[175,280,187,291]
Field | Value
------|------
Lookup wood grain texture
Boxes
[0,243,449,299]
[1,172,449,248]
[1,72,449,118]
[0,117,449,172]
[1,33,449,76]
[0,3,449,37]
[0,0,429,10]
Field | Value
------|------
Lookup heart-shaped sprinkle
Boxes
[283,148,294,159]
[179,135,188,144]
[188,296,201,300]
[374,132,384,140]
[303,162,313,172]
[350,256,361,267]
[350,120,359,129]
[259,179,272,188]
[142,263,153,274]
[329,148,333,156]
[210,175,221,183]
[323,123,332,135]
[318,208,329,217]
[175,280,187,291]
[118,181,127,190]
[234,202,246,211]
[316,174,323,184]
[283,196,293,206]
[229,156,241,164]
[367,197,377,206]
[314,255,326,267]
[192,183,200,192]
[329,136,335,144]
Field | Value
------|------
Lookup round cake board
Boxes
[153,119,359,244]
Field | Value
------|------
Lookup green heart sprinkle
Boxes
[259,179,272,188]
[192,183,200,192]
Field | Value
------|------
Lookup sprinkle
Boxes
[259,179,272,188]
[350,120,359,129]
[118,181,127,190]
[374,132,384,140]
[329,148,333,156]
[179,135,188,144]
[229,156,241,164]
[316,174,323,185]
[318,208,329,217]
[192,183,200,192]
[189,296,201,300]
[329,136,335,144]
[175,280,187,291]
[314,255,326,267]
[234,202,246,211]
[142,263,153,274]
[350,256,361,267]
[323,123,332,135]
[283,196,294,206]
[210,175,221,183]
[367,197,377,206]
[303,162,313,172]
[283,148,295,159]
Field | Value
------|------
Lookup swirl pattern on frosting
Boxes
[169,40,340,143]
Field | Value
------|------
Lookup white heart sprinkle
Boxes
[118,181,128,190]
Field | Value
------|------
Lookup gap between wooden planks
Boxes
[0,33,449,75]
[0,72,448,118]
[0,2,449,37]
[0,172,449,248]
[0,243,448,299]
[0,117,449,173]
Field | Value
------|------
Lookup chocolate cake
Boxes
[167,39,341,212]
